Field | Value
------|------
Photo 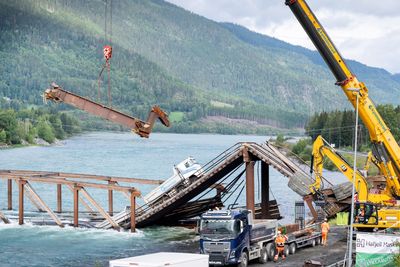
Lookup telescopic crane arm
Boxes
[286,0,400,198]
[44,83,170,138]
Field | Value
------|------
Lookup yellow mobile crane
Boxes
[286,0,400,228]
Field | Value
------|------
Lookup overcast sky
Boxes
[166,0,400,74]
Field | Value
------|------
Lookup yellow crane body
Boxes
[286,0,400,198]
[286,0,400,228]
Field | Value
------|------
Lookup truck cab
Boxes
[199,209,277,266]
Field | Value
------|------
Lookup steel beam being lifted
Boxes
[44,83,170,138]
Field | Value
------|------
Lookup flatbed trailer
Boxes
[286,230,322,255]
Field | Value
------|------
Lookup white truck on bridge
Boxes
[143,157,203,205]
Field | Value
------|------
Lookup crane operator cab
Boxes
[354,202,378,225]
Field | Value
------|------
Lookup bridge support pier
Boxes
[57,184,62,213]
[8,179,12,210]
[243,145,256,217]
[130,191,136,233]
[261,162,270,219]
[18,180,26,225]
[245,161,255,217]
[108,181,115,216]
[73,186,81,227]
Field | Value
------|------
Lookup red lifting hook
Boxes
[103,45,112,61]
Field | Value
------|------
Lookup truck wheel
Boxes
[289,243,296,254]
[176,184,185,193]
[162,196,169,203]
[258,247,268,263]
[311,238,316,247]
[266,243,275,261]
[238,252,248,267]
[284,246,289,257]
[189,175,197,183]
[316,236,321,245]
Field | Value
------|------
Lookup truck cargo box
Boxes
[109,252,209,267]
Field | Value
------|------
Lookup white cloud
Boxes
[166,0,400,73]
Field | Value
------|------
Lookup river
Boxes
[0,132,346,266]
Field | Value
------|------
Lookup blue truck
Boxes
[199,209,322,266]
[199,209,277,266]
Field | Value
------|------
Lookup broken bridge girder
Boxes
[44,83,170,138]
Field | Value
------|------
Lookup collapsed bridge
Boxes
[0,141,352,230]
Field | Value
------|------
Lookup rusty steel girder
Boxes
[44,83,170,138]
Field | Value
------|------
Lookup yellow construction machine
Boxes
[286,0,400,229]
[310,135,400,229]
[310,135,394,206]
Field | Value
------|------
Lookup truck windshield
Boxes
[200,219,240,237]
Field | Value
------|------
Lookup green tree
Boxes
[49,115,65,139]
[26,126,37,144]
[292,138,309,155]
[377,104,400,141]
[60,113,81,135]
[0,109,20,144]
[0,130,6,144]
[299,146,312,162]
[275,134,285,146]
[37,120,55,143]
[341,110,355,148]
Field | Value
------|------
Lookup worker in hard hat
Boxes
[274,230,288,262]
[321,218,330,246]
[355,207,365,223]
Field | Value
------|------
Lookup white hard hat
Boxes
[277,230,281,234]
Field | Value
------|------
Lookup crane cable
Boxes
[97,0,113,106]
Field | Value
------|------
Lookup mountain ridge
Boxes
[1,0,399,132]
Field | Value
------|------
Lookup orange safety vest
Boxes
[275,235,286,247]
[321,222,330,233]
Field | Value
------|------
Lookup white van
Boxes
[109,252,209,267]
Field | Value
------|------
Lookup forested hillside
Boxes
[1,0,400,133]
[305,104,400,149]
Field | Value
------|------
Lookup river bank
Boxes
[0,137,66,149]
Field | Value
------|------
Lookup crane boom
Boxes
[44,83,170,138]
[286,0,400,198]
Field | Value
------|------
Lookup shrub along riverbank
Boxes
[0,107,81,146]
